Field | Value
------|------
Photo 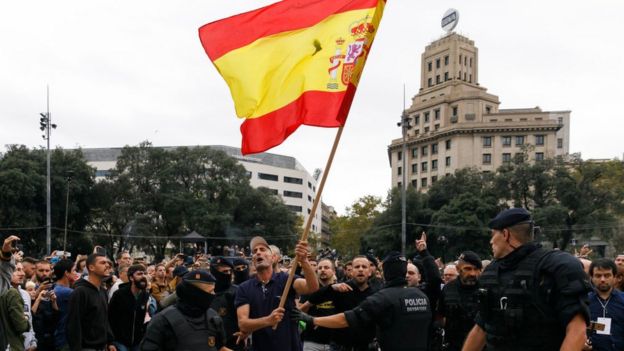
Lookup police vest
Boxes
[211,285,240,349]
[162,306,221,351]
[442,280,480,347]
[479,247,562,351]
[376,286,431,351]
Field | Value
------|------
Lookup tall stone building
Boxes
[388,33,570,189]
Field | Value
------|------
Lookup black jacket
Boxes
[66,278,113,351]
[108,282,150,347]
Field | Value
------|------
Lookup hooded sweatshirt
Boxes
[65,278,113,351]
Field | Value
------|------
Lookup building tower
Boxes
[388,32,570,190]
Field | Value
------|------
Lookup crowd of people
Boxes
[0,208,623,351]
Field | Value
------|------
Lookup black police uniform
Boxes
[345,253,432,351]
[475,208,591,351]
[211,284,241,350]
[438,251,481,351]
[141,305,226,351]
[439,277,480,351]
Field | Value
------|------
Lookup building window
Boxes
[436,58,440,68]
[535,135,545,146]
[436,75,440,84]
[483,153,492,164]
[469,74,472,83]
[412,164,418,174]
[258,172,278,181]
[411,179,417,187]
[432,144,438,154]
[428,62,432,72]
[557,138,563,149]
[483,136,492,147]
[284,176,303,184]
[464,56,467,66]
[421,146,428,156]
[284,190,303,198]
[431,176,438,184]
[434,109,440,120]
[434,124,440,131]
[458,70,462,79]
[428,78,432,87]
[268,188,278,195]
[516,135,525,146]
[502,153,512,163]
[421,178,428,187]
[486,106,491,114]
[535,152,544,161]
[397,181,402,189]
[459,54,462,64]
[452,106,458,116]
[421,162,428,172]
[445,156,451,166]
[414,115,420,124]
[470,57,473,67]
[446,140,451,150]
[502,136,512,147]
[444,55,449,65]
[412,148,418,158]
[424,112,430,122]
[444,72,449,81]
[308,181,312,189]
[424,126,430,133]
[397,166,402,176]
[286,205,302,212]
[308,195,312,202]
[432,159,438,170]
[397,151,402,161]
[464,72,467,81]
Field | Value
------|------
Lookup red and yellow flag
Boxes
[199,0,386,155]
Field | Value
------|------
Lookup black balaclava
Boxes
[176,280,216,317]
[382,251,408,287]
[233,260,250,285]
[210,265,232,293]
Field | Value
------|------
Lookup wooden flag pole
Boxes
[273,125,345,329]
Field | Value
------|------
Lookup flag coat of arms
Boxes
[199,0,386,155]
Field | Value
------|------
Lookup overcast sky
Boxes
[1,0,622,215]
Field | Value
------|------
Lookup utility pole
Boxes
[397,85,411,255]
[40,86,56,254]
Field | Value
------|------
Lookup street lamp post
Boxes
[63,171,73,253]
[39,86,56,255]
[397,111,411,255]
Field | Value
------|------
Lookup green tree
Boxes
[331,195,382,259]
[361,188,431,257]
[0,145,96,256]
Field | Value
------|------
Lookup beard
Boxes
[460,275,478,286]
[596,283,612,293]
[133,278,148,290]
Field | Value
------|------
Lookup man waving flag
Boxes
[199,0,386,155]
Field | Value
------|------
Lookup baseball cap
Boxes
[250,236,271,252]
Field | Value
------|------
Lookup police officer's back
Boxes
[297,252,433,351]
[140,270,228,351]
[462,208,591,351]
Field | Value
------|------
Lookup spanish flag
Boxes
[199,0,386,155]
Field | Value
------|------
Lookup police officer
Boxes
[462,208,591,351]
[140,270,229,351]
[437,251,482,351]
[210,257,243,350]
[293,251,432,351]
